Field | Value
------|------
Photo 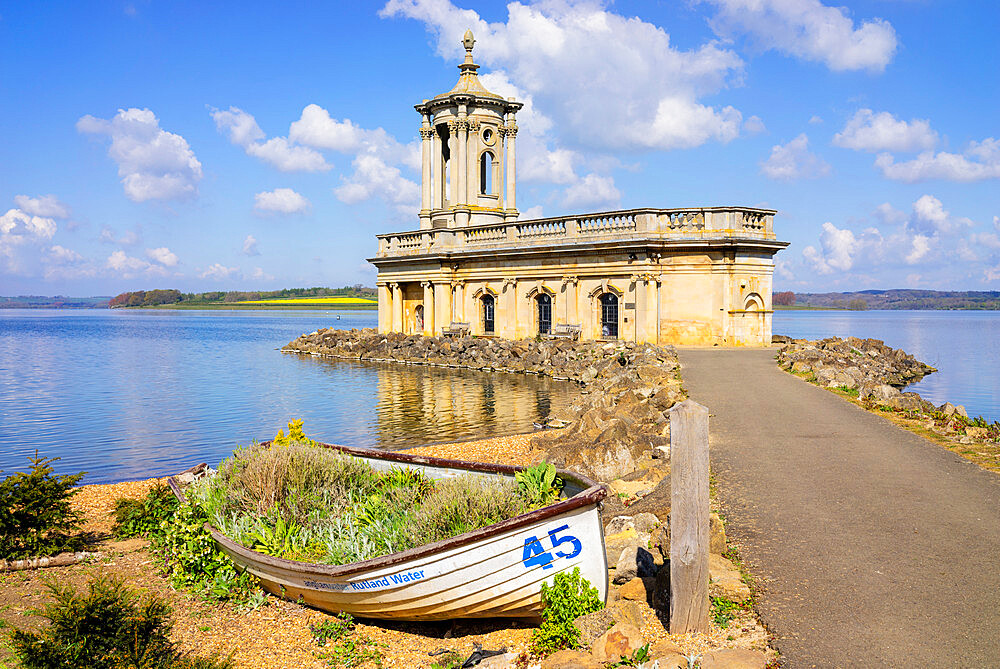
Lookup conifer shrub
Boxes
[0,452,84,559]
[9,574,232,669]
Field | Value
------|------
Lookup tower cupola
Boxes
[414,31,523,229]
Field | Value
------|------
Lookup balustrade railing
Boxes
[377,207,775,256]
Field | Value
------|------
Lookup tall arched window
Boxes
[414,305,424,333]
[480,152,494,194]
[536,294,552,335]
[481,294,495,334]
[600,293,619,338]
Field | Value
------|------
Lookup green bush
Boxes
[530,567,604,655]
[9,574,232,669]
[0,452,84,560]
[113,482,178,539]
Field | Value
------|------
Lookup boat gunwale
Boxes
[167,440,606,578]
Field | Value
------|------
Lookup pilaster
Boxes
[421,281,435,335]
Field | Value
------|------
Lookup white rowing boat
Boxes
[169,443,608,621]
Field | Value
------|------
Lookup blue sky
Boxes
[1,0,997,296]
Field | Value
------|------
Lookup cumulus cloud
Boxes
[211,106,330,172]
[561,174,621,209]
[100,226,141,246]
[14,194,70,219]
[0,208,58,273]
[743,115,766,134]
[199,263,240,280]
[242,234,260,256]
[875,138,1000,182]
[381,0,745,152]
[833,109,938,153]
[251,267,274,281]
[701,0,898,72]
[254,188,311,214]
[146,246,179,267]
[760,134,830,180]
[106,249,167,278]
[47,245,84,264]
[874,202,907,226]
[77,108,202,202]
[911,194,973,235]
[334,154,420,213]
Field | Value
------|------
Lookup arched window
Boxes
[481,294,495,334]
[480,152,494,194]
[600,293,619,338]
[414,305,424,333]
[536,293,552,335]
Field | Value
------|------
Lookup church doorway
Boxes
[600,293,619,338]
[536,294,551,335]
[481,294,495,334]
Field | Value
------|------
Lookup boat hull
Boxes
[170,443,608,621]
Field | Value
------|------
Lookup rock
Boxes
[698,648,769,669]
[652,562,671,610]
[633,512,660,533]
[604,529,643,569]
[648,638,684,658]
[956,404,969,418]
[573,608,616,649]
[709,554,751,604]
[655,653,691,669]
[967,426,988,439]
[540,649,603,669]
[619,476,670,522]
[609,599,645,629]
[618,577,654,603]
[601,492,626,522]
[710,512,727,554]
[790,361,812,373]
[939,402,958,416]
[866,383,901,402]
[605,515,636,535]
[609,478,655,498]
[590,622,644,663]
[476,651,518,668]
[650,525,670,562]
[613,545,657,584]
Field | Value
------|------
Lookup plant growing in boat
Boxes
[515,462,564,506]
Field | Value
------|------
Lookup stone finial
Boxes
[462,29,475,52]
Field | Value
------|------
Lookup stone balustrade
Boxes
[376,206,777,257]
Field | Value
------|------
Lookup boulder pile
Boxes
[775,336,937,411]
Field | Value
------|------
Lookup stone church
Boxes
[370,31,788,346]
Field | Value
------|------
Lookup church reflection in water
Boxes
[370,361,576,450]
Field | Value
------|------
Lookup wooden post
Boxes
[669,398,710,634]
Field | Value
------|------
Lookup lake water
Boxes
[773,310,1000,423]
[0,309,577,484]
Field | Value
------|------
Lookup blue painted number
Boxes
[522,524,581,569]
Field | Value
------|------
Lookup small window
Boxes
[481,294,495,334]
[600,293,618,338]
[480,152,494,194]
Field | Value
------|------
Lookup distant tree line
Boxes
[774,289,1000,310]
[109,285,377,307]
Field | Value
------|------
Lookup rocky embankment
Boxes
[776,336,1000,459]
[285,328,771,667]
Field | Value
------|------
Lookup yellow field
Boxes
[234,297,377,305]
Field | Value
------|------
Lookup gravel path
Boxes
[677,347,1000,668]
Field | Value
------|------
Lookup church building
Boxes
[370,31,788,346]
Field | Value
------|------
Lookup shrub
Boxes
[0,452,84,559]
[113,482,178,539]
[406,475,530,548]
[530,567,604,655]
[9,574,232,669]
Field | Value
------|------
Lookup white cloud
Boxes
[760,134,830,180]
[911,194,973,235]
[905,234,931,264]
[701,0,898,72]
[14,194,70,219]
[381,0,745,152]
[289,104,368,153]
[146,246,179,267]
[242,234,260,256]
[808,115,823,125]
[106,249,167,278]
[47,245,84,264]
[520,205,544,220]
[254,188,311,214]
[875,138,1000,182]
[251,267,274,281]
[833,109,938,153]
[874,202,907,226]
[99,226,141,246]
[77,108,202,202]
[211,106,330,173]
[743,115,766,134]
[561,173,621,209]
[334,154,420,213]
[199,263,240,280]
[0,208,58,273]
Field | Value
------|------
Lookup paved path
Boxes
[677,348,1000,668]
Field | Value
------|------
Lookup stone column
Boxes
[456,110,468,207]
[377,284,391,334]
[421,281,435,335]
[435,282,451,332]
[431,128,442,210]
[504,112,518,221]
[448,121,459,208]
[419,122,434,229]
[390,283,403,333]
[453,282,465,322]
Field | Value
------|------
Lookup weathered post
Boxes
[669,399,710,634]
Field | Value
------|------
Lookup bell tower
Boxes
[415,30,523,230]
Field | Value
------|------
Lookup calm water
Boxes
[0,309,577,484]
[773,310,1000,423]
